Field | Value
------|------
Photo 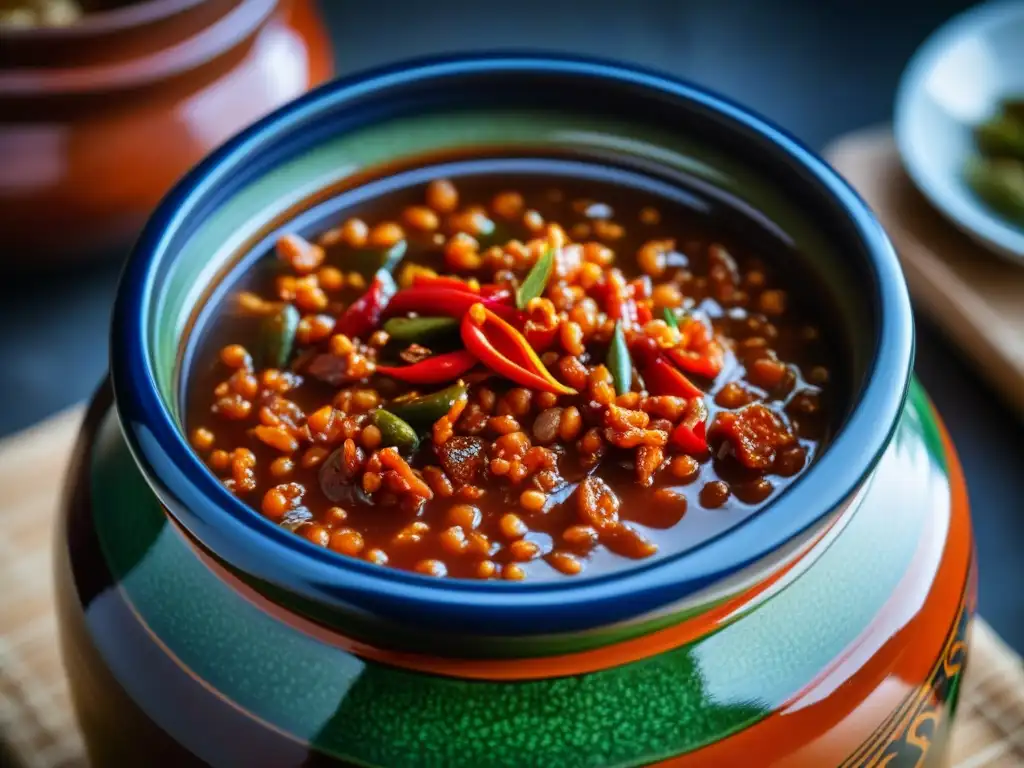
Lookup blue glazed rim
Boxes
[110,53,913,636]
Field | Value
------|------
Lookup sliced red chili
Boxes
[666,315,725,379]
[412,274,480,292]
[375,350,478,385]
[460,304,576,395]
[385,286,519,323]
[524,324,558,351]
[670,398,709,454]
[631,336,703,399]
[336,272,397,340]
[600,270,634,324]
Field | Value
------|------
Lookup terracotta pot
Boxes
[56,56,974,766]
[0,0,332,264]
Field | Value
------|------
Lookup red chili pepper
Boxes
[670,398,709,454]
[666,316,725,379]
[666,345,724,379]
[524,323,558,351]
[635,300,653,325]
[412,274,480,293]
[632,336,703,399]
[460,304,576,395]
[385,286,520,323]
[375,350,478,385]
[479,283,509,299]
[336,272,397,340]
[601,271,634,324]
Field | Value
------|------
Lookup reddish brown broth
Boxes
[185,156,835,580]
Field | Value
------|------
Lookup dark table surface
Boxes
[3,0,1022,650]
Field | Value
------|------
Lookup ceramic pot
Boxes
[56,56,973,767]
[0,0,332,264]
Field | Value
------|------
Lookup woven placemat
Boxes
[1,407,1022,767]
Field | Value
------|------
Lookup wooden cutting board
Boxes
[823,127,1024,415]
[0,406,1023,766]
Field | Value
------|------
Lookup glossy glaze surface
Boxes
[109,56,913,635]
[0,0,332,262]
[184,157,838,581]
[57,379,973,766]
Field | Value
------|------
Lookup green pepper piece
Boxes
[974,115,1024,161]
[516,245,556,309]
[344,240,408,278]
[607,320,632,396]
[662,307,679,328]
[386,382,468,430]
[383,316,459,342]
[371,409,420,454]
[966,156,1024,223]
[260,303,299,369]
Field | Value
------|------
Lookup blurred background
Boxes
[1,0,1021,656]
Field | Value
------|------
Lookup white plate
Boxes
[894,1,1024,262]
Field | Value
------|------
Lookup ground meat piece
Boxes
[436,436,487,486]
[708,403,796,470]
[306,350,374,386]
